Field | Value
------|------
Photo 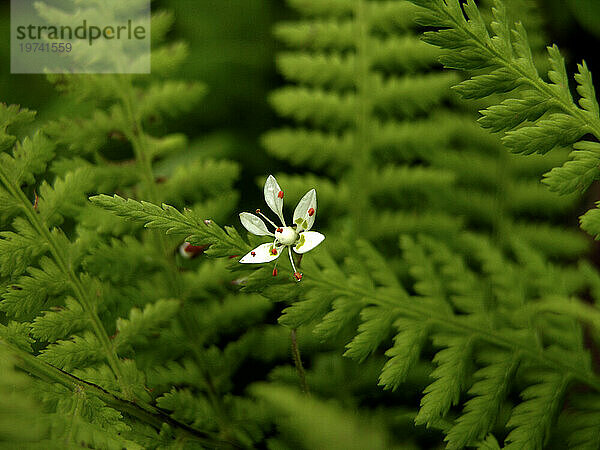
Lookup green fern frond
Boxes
[31,297,87,343]
[39,331,105,371]
[251,384,393,450]
[0,103,36,151]
[542,141,600,195]
[0,218,47,279]
[295,234,599,447]
[114,299,181,355]
[415,335,473,427]
[504,371,569,450]
[156,389,216,430]
[564,394,600,450]
[344,306,399,363]
[0,344,50,445]
[0,131,55,186]
[410,0,600,240]
[1,257,68,320]
[378,319,429,391]
[89,195,250,257]
[446,352,519,449]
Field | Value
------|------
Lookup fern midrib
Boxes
[0,337,232,448]
[0,165,130,397]
[310,276,600,391]
[351,0,372,235]
[133,202,249,254]
[434,3,600,141]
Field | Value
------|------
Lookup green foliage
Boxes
[409,0,600,239]
[89,194,250,258]
[504,371,569,449]
[251,384,395,450]
[194,2,598,446]
[415,335,473,428]
[264,0,583,264]
[2,0,600,448]
[0,344,50,446]
[0,3,250,447]
[288,232,600,448]
[94,180,600,447]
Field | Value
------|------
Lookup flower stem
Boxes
[290,328,309,395]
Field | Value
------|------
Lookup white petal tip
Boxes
[294,231,325,254]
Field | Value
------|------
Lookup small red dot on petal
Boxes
[251,251,256,257]
[271,248,278,255]
[276,227,283,233]
[308,208,315,216]
[278,191,284,199]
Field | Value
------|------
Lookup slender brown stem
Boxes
[290,328,310,395]
[0,338,234,447]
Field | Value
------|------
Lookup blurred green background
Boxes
[0,1,599,447]
[1,0,598,202]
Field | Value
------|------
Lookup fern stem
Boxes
[0,338,234,448]
[351,0,372,235]
[0,166,130,398]
[290,328,310,395]
[312,276,600,391]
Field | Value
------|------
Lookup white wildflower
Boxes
[239,175,325,281]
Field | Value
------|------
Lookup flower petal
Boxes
[264,175,286,225]
[239,212,274,236]
[293,231,325,254]
[293,188,316,232]
[239,243,283,263]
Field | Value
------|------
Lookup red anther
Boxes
[276,227,283,233]
[270,248,278,255]
[293,272,303,281]
[278,190,284,199]
[251,251,256,257]
[308,207,315,216]
[272,267,278,277]
[256,209,261,214]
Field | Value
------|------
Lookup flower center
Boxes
[275,226,297,245]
